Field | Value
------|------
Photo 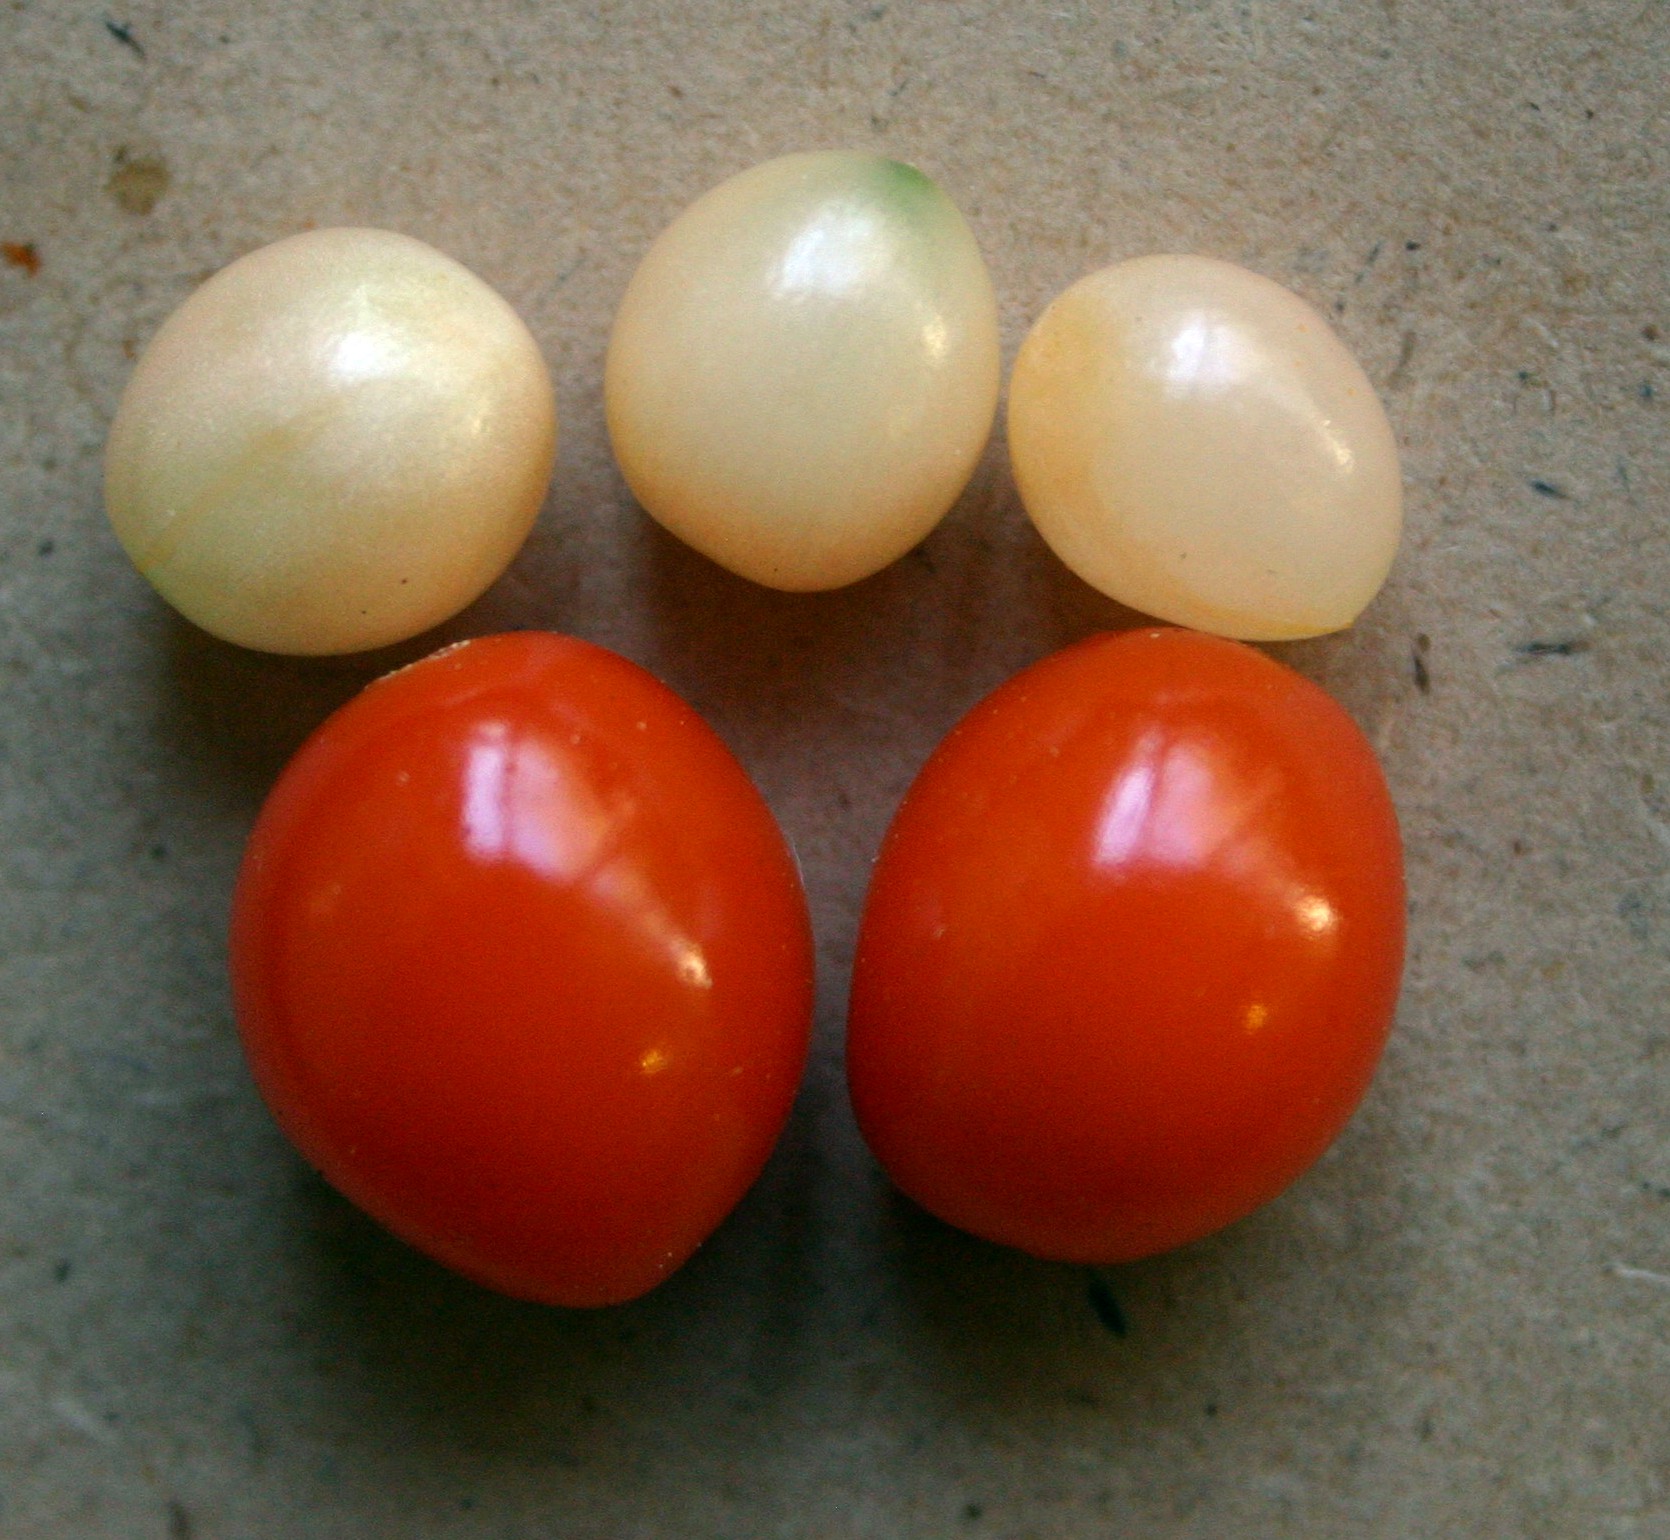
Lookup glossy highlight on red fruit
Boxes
[231,633,814,1307]
[847,628,1405,1264]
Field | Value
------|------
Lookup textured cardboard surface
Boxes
[2,2,1667,1535]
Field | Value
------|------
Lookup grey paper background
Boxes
[2,2,1667,1535]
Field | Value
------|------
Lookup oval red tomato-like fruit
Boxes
[847,628,1404,1264]
[231,633,814,1306]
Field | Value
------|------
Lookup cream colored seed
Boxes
[105,227,557,655]
[605,153,1001,591]
[1008,255,1403,641]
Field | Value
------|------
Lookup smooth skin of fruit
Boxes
[231,633,814,1307]
[106,228,557,655]
[847,628,1405,1265]
[1008,255,1402,640]
[606,151,1001,590]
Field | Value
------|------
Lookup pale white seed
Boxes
[105,227,557,655]
[1009,255,1402,640]
[606,153,1000,591]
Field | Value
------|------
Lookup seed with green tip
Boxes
[606,151,1000,591]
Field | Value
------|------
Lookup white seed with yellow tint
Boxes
[1008,255,1402,640]
[606,153,1000,591]
[105,228,557,655]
